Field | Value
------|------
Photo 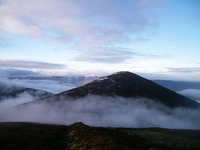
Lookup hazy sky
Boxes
[0,0,200,80]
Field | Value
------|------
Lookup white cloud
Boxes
[0,78,75,94]
[178,89,200,103]
[0,0,162,45]
[74,47,134,63]
[0,92,36,111]
[0,68,97,94]
[0,96,199,129]
[0,0,164,65]
[74,46,162,64]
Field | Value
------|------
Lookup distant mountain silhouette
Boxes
[56,71,199,108]
[153,80,200,91]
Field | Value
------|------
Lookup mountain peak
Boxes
[93,71,145,85]
[110,71,140,78]
[56,71,199,108]
[112,71,132,75]
[60,71,145,97]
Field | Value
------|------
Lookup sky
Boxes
[0,0,200,80]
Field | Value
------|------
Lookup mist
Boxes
[0,95,199,129]
[0,78,75,94]
[178,89,200,103]
[0,92,36,111]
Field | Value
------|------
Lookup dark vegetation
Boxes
[0,122,68,150]
[0,122,199,150]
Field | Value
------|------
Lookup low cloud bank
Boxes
[0,78,75,94]
[0,92,37,111]
[0,69,39,77]
[0,95,199,129]
[178,89,200,103]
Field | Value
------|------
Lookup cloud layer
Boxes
[0,77,75,94]
[0,0,163,64]
[0,95,199,129]
[0,0,161,44]
[0,69,95,94]
[167,67,200,73]
[0,68,39,77]
[178,89,200,103]
[74,47,134,63]
[0,92,37,111]
[0,60,66,69]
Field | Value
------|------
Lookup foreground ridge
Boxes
[0,122,200,150]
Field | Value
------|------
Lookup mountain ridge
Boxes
[53,71,199,108]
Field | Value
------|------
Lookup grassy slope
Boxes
[0,122,199,150]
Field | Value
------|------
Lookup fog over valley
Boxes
[0,71,200,129]
[0,95,200,129]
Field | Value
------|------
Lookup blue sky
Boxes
[0,0,200,80]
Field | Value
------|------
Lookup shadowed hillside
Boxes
[0,122,199,150]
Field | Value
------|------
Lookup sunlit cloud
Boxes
[0,0,162,46]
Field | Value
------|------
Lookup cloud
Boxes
[74,46,162,63]
[0,95,199,129]
[0,0,162,45]
[178,89,200,103]
[0,68,74,94]
[0,68,39,77]
[167,67,200,73]
[0,69,95,94]
[74,47,134,63]
[0,92,37,111]
[0,77,75,94]
[0,59,66,69]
